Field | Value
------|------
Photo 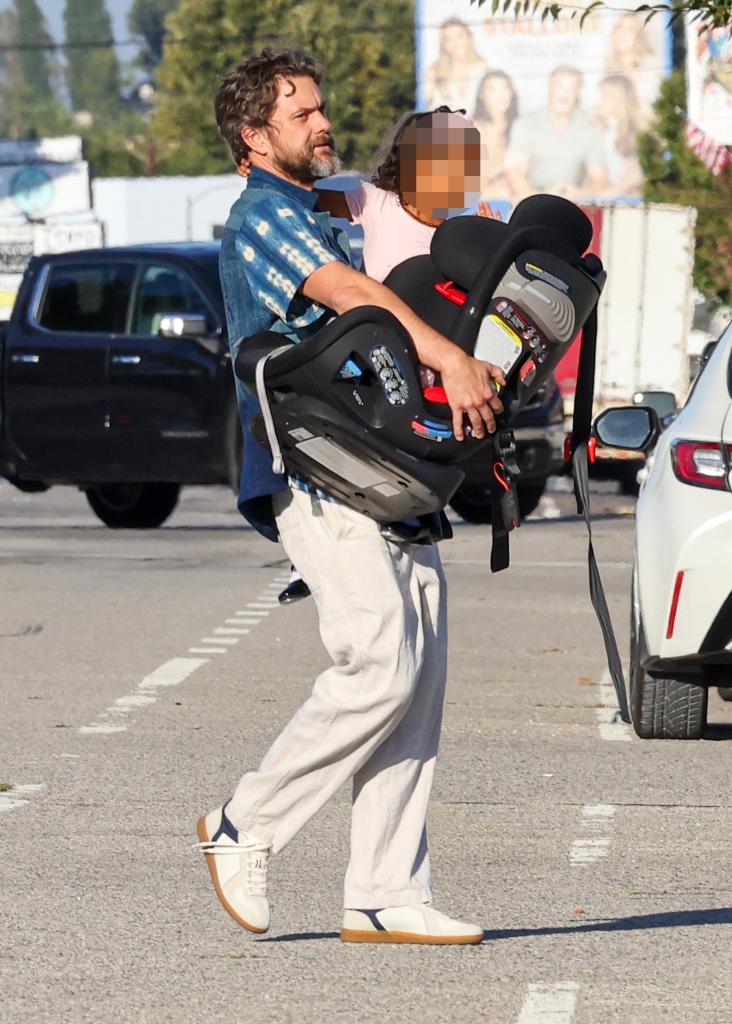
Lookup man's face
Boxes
[399,112,480,220]
[548,72,581,116]
[260,75,341,184]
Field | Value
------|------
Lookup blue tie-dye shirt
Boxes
[219,167,351,540]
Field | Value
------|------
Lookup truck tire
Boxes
[630,609,707,738]
[85,483,180,529]
[449,481,547,524]
[226,405,243,494]
[718,687,732,702]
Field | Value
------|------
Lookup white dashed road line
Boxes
[570,804,616,866]
[596,670,633,742]
[79,577,284,736]
[0,783,45,814]
[517,982,579,1023]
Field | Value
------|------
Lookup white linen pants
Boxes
[228,486,448,909]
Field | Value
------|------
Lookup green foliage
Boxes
[0,1,71,138]
[638,70,732,305]
[64,0,122,118]
[152,0,415,174]
[476,0,731,32]
[129,0,180,71]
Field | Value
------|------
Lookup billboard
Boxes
[0,161,92,220]
[686,22,732,145]
[415,0,672,206]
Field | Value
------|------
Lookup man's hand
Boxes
[440,349,505,441]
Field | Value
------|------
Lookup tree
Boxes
[638,70,732,305]
[151,0,415,175]
[475,0,731,32]
[64,0,122,120]
[0,1,71,138]
[129,0,180,72]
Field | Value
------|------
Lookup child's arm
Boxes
[315,188,353,221]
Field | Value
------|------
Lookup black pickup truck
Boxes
[0,242,563,528]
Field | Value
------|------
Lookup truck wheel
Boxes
[85,483,180,529]
[630,610,707,738]
[449,481,547,524]
[449,486,493,524]
[226,406,243,494]
[517,482,546,518]
[718,687,732,702]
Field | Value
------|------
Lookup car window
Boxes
[38,263,135,333]
[131,264,214,336]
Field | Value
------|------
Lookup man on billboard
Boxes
[505,65,608,201]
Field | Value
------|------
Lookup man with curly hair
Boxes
[197,47,503,945]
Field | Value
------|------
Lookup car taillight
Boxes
[671,440,731,490]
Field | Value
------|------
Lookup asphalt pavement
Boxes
[2,480,731,1024]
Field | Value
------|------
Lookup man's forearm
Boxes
[327,274,463,374]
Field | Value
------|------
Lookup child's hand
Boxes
[477,201,502,221]
[237,156,252,178]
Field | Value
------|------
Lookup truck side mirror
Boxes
[158,313,209,339]
[593,406,659,452]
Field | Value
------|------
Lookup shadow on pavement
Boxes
[485,906,732,941]
[256,907,732,944]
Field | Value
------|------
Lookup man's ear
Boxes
[241,124,267,156]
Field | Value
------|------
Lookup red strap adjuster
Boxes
[434,280,467,306]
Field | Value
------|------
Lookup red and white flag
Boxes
[685,122,731,176]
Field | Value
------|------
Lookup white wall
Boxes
[92,174,245,246]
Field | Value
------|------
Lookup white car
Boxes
[594,323,732,739]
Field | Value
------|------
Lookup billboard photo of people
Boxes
[416,0,671,206]
[687,21,732,145]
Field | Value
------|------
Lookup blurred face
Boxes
[399,112,480,220]
[245,75,341,184]
[614,16,640,54]
[442,24,472,60]
[548,72,581,116]
[480,76,513,116]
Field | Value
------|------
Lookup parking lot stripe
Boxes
[516,982,579,1023]
[214,627,250,635]
[200,636,239,645]
[570,804,616,866]
[0,784,45,815]
[189,647,227,654]
[79,657,207,736]
[597,670,633,741]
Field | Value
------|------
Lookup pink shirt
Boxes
[345,180,435,283]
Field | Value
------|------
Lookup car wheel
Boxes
[449,481,547,524]
[718,687,732,702]
[85,483,180,529]
[630,606,707,738]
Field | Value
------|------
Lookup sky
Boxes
[0,0,140,62]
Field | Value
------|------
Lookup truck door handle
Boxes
[111,354,142,365]
[11,353,40,364]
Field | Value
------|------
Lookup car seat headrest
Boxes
[509,194,593,256]
[429,193,594,292]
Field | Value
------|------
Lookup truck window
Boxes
[131,264,214,336]
[38,263,135,333]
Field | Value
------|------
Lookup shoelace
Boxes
[193,837,271,896]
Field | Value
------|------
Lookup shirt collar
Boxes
[248,166,319,210]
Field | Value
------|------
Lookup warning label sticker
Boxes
[474,315,522,374]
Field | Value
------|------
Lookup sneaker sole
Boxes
[340,928,483,945]
[196,816,268,934]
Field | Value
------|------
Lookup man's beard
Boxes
[274,135,342,183]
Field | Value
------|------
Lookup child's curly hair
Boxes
[371,106,463,194]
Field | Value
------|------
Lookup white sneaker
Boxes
[341,904,483,945]
[195,804,271,934]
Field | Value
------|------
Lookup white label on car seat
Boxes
[474,314,523,374]
[289,427,314,442]
[297,437,387,488]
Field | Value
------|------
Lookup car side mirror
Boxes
[158,313,209,339]
[593,406,659,452]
